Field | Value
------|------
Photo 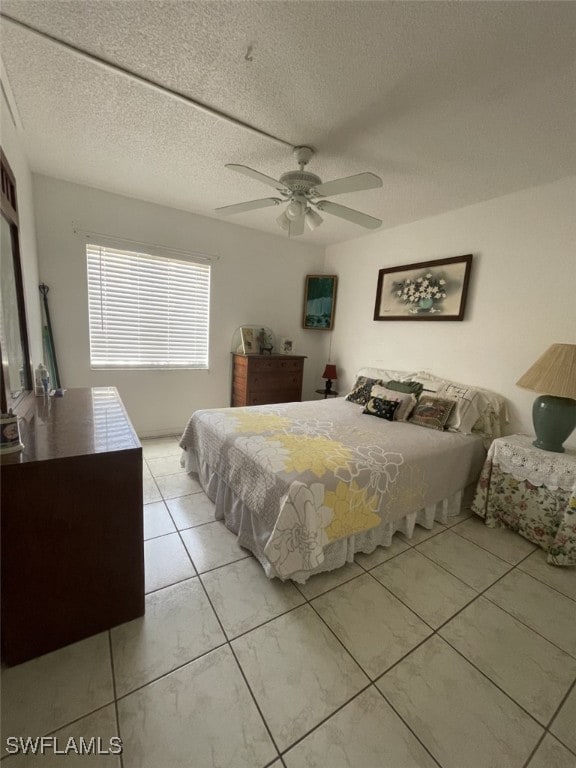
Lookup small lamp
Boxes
[516,343,576,453]
[322,363,338,394]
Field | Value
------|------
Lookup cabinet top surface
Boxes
[492,433,576,462]
[1,387,140,465]
[232,353,307,360]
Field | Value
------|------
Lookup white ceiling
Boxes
[1,1,575,245]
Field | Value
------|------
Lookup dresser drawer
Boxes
[249,372,302,392]
[248,357,303,373]
[248,390,301,406]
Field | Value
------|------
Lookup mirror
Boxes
[0,149,32,413]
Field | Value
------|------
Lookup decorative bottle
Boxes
[35,363,49,396]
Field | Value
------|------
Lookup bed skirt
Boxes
[182,450,470,583]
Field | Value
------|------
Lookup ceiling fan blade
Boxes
[313,172,383,198]
[225,164,288,192]
[316,200,382,229]
[288,214,305,237]
[216,198,281,215]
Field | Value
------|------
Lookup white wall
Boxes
[32,175,326,436]
[0,89,43,365]
[325,176,576,447]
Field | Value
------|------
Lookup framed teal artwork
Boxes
[302,275,338,330]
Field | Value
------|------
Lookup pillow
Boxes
[412,372,508,438]
[362,397,400,421]
[355,367,417,382]
[345,376,383,406]
[435,382,483,434]
[386,379,424,397]
[406,375,444,393]
[409,396,455,431]
[370,385,417,421]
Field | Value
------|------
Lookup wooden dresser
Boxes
[1,387,144,665]
[232,353,306,406]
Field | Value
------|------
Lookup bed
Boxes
[179,367,506,583]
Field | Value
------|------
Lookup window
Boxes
[86,244,210,369]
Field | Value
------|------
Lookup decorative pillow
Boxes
[435,382,483,434]
[345,376,383,406]
[386,379,424,397]
[409,396,455,431]
[370,385,417,421]
[362,397,400,421]
[411,372,508,438]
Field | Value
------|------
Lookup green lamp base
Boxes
[532,395,576,453]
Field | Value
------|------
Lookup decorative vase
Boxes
[418,297,434,311]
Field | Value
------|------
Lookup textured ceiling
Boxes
[1,1,575,245]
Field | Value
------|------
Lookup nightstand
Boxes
[472,434,576,566]
[315,389,339,399]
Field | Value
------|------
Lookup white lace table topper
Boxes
[489,434,576,492]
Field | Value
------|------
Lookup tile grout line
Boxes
[286,572,446,764]
[113,641,229,704]
[420,544,576,665]
[369,549,576,755]
[162,485,576,722]
[193,553,409,763]
[276,683,372,761]
[371,686,445,768]
[171,511,284,763]
[447,524,576,605]
[348,548,575,759]
[131,525,576,762]
[6,495,571,767]
[297,567,445,768]
[139,469,576,763]
[107,630,125,768]
[193,571,284,761]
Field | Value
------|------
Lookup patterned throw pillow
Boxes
[370,385,417,421]
[362,397,400,421]
[345,376,383,406]
[409,396,455,431]
[436,382,483,434]
[386,379,424,397]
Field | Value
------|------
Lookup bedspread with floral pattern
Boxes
[181,398,485,578]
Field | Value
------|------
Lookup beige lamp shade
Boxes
[516,343,576,399]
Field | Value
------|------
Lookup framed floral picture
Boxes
[374,254,472,321]
[303,275,338,330]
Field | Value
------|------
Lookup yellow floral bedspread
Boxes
[180,398,483,578]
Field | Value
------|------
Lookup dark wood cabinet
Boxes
[1,387,144,665]
[232,353,306,407]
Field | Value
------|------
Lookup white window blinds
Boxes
[86,244,210,369]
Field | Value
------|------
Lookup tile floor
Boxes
[2,435,576,768]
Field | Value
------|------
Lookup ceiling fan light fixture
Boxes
[305,208,323,231]
[285,199,305,220]
[276,211,290,231]
[220,148,383,234]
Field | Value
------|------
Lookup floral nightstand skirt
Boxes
[472,435,576,566]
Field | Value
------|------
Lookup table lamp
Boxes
[516,343,576,453]
[322,363,338,394]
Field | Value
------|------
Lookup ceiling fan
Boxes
[216,146,383,236]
